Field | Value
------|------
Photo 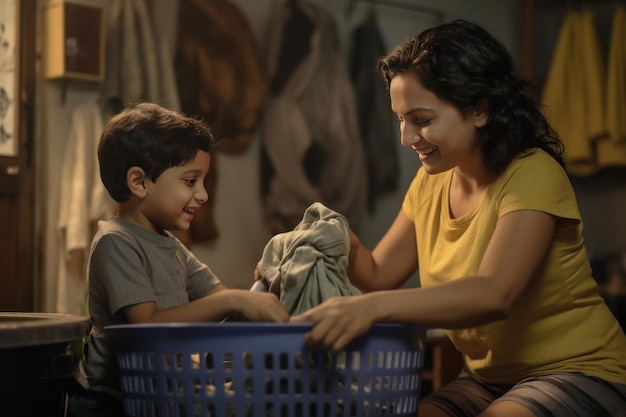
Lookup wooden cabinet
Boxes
[43,0,104,82]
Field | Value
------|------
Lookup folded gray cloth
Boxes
[257,202,361,315]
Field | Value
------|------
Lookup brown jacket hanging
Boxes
[174,0,267,241]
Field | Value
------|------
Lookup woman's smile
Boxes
[414,145,439,160]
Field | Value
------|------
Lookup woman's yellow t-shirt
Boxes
[402,148,626,384]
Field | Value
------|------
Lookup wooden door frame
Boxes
[19,0,37,311]
[0,0,37,311]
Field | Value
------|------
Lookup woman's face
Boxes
[389,72,487,175]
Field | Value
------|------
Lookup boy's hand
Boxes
[253,266,263,282]
[240,291,289,322]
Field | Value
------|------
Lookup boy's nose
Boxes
[196,188,208,204]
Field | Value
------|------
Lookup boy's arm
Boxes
[124,285,290,323]
[92,231,288,324]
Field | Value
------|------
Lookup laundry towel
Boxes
[606,5,626,144]
[256,202,361,315]
[542,9,606,175]
[56,101,114,314]
[595,5,626,168]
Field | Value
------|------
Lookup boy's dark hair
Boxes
[98,102,215,202]
[376,19,564,173]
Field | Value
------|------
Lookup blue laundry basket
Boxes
[107,323,425,417]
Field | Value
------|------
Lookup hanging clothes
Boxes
[350,13,399,212]
[605,5,626,145]
[256,202,361,315]
[57,101,114,314]
[55,0,180,313]
[100,0,180,112]
[261,1,367,233]
[542,9,606,176]
[596,4,626,168]
[174,0,267,242]
[99,0,193,245]
[543,7,626,175]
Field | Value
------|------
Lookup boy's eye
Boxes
[184,179,197,186]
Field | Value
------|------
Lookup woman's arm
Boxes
[348,210,419,292]
[292,209,556,351]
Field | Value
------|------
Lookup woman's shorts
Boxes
[421,369,626,417]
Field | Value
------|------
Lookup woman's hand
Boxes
[290,295,376,351]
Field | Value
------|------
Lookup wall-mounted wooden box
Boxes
[43,0,104,82]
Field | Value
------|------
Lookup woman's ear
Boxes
[127,166,148,198]
[473,99,490,128]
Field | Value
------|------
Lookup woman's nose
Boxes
[401,131,419,148]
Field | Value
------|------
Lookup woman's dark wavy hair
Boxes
[377,19,564,173]
[98,102,215,202]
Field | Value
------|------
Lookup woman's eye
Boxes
[397,115,431,127]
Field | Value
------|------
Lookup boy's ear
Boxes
[473,99,490,128]
[127,166,148,197]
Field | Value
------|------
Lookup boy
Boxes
[67,103,289,417]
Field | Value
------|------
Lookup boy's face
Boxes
[140,150,211,233]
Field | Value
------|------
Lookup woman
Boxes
[290,20,626,417]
